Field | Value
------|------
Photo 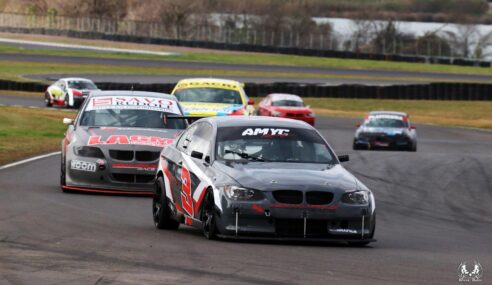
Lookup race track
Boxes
[2,52,492,85]
[1,116,491,284]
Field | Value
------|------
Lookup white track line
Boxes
[0,151,60,170]
[0,38,180,56]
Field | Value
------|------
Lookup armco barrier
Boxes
[1,79,492,100]
[0,26,490,68]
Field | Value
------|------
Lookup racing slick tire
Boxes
[409,142,417,152]
[352,140,361,150]
[60,154,70,193]
[201,189,218,240]
[64,96,70,108]
[44,92,52,107]
[153,177,179,230]
[348,212,376,247]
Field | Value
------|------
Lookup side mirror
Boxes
[338,155,349,163]
[63,118,73,125]
[410,125,416,130]
[247,99,255,105]
[204,156,211,164]
[191,150,203,160]
[306,105,311,108]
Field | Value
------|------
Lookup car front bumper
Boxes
[214,198,375,241]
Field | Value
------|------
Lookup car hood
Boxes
[180,102,245,116]
[73,127,183,150]
[213,162,358,194]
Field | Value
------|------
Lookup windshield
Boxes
[68,80,98,90]
[79,95,186,129]
[271,100,304,107]
[174,88,243,104]
[364,115,408,128]
[216,127,336,164]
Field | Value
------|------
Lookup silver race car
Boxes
[61,91,187,194]
[353,111,417,151]
[153,117,376,245]
[45,78,100,108]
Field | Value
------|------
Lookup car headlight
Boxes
[341,190,369,204]
[271,111,283,117]
[306,112,315,117]
[73,146,105,158]
[220,185,259,200]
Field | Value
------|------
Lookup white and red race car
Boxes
[45,78,100,108]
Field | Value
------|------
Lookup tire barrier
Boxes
[2,79,492,101]
[0,26,490,68]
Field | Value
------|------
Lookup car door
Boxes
[177,122,214,222]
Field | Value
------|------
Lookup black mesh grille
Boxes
[136,175,154,183]
[112,173,134,183]
[306,191,334,205]
[135,151,160,161]
[273,190,303,204]
[275,219,303,237]
[109,150,134,161]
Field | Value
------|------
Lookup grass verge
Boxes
[0,106,75,165]
[252,97,492,130]
[1,39,492,77]
[0,60,436,83]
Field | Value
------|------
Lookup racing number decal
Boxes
[181,166,194,217]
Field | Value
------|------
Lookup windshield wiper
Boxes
[224,150,264,162]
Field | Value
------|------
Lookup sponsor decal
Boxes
[112,163,157,171]
[71,160,97,172]
[88,135,174,148]
[368,114,403,121]
[458,261,483,282]
[241,128,290,137]
[181,166,194,217]
[85,96,181,114]
[329,228,357,234]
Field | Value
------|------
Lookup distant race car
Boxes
[353,111,417,151]
[45,78,100,108]
[171,78,255,117]
[61,91,187,194]
[257,93,315,125]
[152,116,376,245]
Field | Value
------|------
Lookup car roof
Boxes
[89,90,176,100]
[174,78,244,90]
[369,111,408,117]
[60,77,95,82]
[268,93,303,101]
[201,116,313,129]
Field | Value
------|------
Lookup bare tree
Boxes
[444,24,478,58]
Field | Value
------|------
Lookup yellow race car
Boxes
[171,78,255,117]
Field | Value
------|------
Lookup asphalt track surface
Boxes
[0,113,491,284]
[2,52,492,85]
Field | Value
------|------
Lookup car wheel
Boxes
[64,96,70,108]
[153,177,179,230]
[409,142,417,152]
[348,212,376,247]
[202,190,218,240]
[60,154,70,193]
[352,140,359,150]
[44,93,52,107]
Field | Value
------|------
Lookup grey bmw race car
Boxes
[353,111,417,151]
[153,116,376,245]
[61,91,187,194]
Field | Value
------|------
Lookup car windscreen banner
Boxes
[85,96,181,114]
[217,126,325,143]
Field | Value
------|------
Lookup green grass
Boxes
[251,97,492,130]
[0,106,76,165]
[2,42,492,78]
[0,60,441,83]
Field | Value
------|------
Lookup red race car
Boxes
[257,93,315,125]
